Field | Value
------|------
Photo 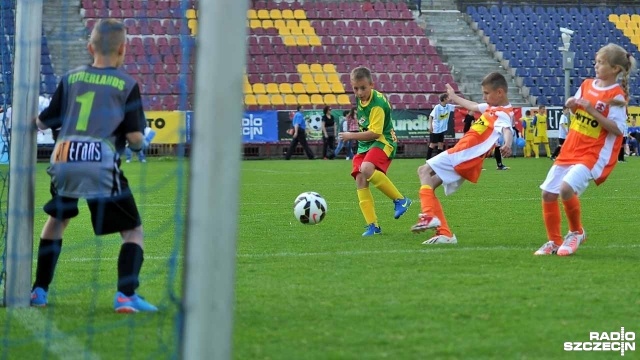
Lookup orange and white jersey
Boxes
[446,103,513,183]
[556,79,626,185]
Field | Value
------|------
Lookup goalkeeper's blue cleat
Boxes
[31,287,48,307]
[362,223,382,237]
[114,292,158,313]
[393,197,412,219]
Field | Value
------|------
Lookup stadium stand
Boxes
[0,0,57,104]
[82,0,196,111]
[243,0,460,110]
[465,3,640,105]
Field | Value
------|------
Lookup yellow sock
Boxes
[533,144,540,158]
[368,170,403,200]
[357,188,377,225]
[544,144,551,158]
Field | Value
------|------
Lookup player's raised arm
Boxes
[445,84,480,112]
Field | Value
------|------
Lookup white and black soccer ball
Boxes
[307,114,323,131]
[293,192,327,225]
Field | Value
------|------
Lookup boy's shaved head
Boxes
[90,19,126,56]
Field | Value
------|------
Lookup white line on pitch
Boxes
[9,309,100,360]
[58,243,640,263]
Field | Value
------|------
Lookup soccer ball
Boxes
[516,137,526,148]
[307,114,323,131]
[293,192,327,224]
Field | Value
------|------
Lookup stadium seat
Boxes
[324,94,337,105]
[252,83,266,94]
[284,94,298,106]
[245,94,257,106]
[271,94,284,106]
[310,94,324,105]
[266,83,279,94]
[298,94,311,105]
[257,94,271,106]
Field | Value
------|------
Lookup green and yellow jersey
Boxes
[356,89,398,157]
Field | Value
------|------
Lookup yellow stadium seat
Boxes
[278,27,291,36]
[301,74,314,84]
[286,20,298,28]
[257,95,271,106]
[298,94,311,105]
[323,64,337,73]
[245,94,257,106]
[313,74,327,83]
[608,14,619,22]
[281,9,294,19]
[252,83,266,94]
[243,83,253,94]
[305,83,319,93]
[290,27,304,36]
[310,94,324,105]
[309,64,323,73]
[632,14,640,23]
[266,83,280,94]
[331,83,345,93]
[283,36,296,46]
[279,83,293,94]
[273,19,286,29]
[318,83,332,94]
[293,9,306,20]
[262,19,274,28]
[188,19,198,35]
[250,20,261,29]
[271,95,284,106]
[257,9,269,20]
[187,9,197,19]
[327,73,340,83]
[284,94,298,106]
[324,94,337,105]
[303,27,316,36]
[296,36,309,46]
[270,9,282,20]
[292,83,306,94]
[297,63,310,73]
[337,94,351,106]
[308,36,322,47]
[623,28,634,37]
[620,14,631,23]
[247,9,257,20]
[299,20,311,28]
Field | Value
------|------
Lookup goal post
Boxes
[181,0,248,358]
[4,0,42,308]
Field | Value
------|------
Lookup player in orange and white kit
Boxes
[411,72,513,244]
[534,43,635,256]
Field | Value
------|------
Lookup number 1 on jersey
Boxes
[75,91,95,131]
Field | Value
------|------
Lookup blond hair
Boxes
[480,72,508,92]
[597,43,636,105]
[90,19,126,56]
[350,66,372,82]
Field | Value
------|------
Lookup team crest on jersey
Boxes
[358,116,366,125]
[594,101,607,113]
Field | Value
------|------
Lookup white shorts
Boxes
[539,164,592,195]
[426,152,466,196]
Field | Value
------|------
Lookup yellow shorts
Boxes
[534,136,548,144]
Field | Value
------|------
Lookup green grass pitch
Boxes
[2,156,639,359]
